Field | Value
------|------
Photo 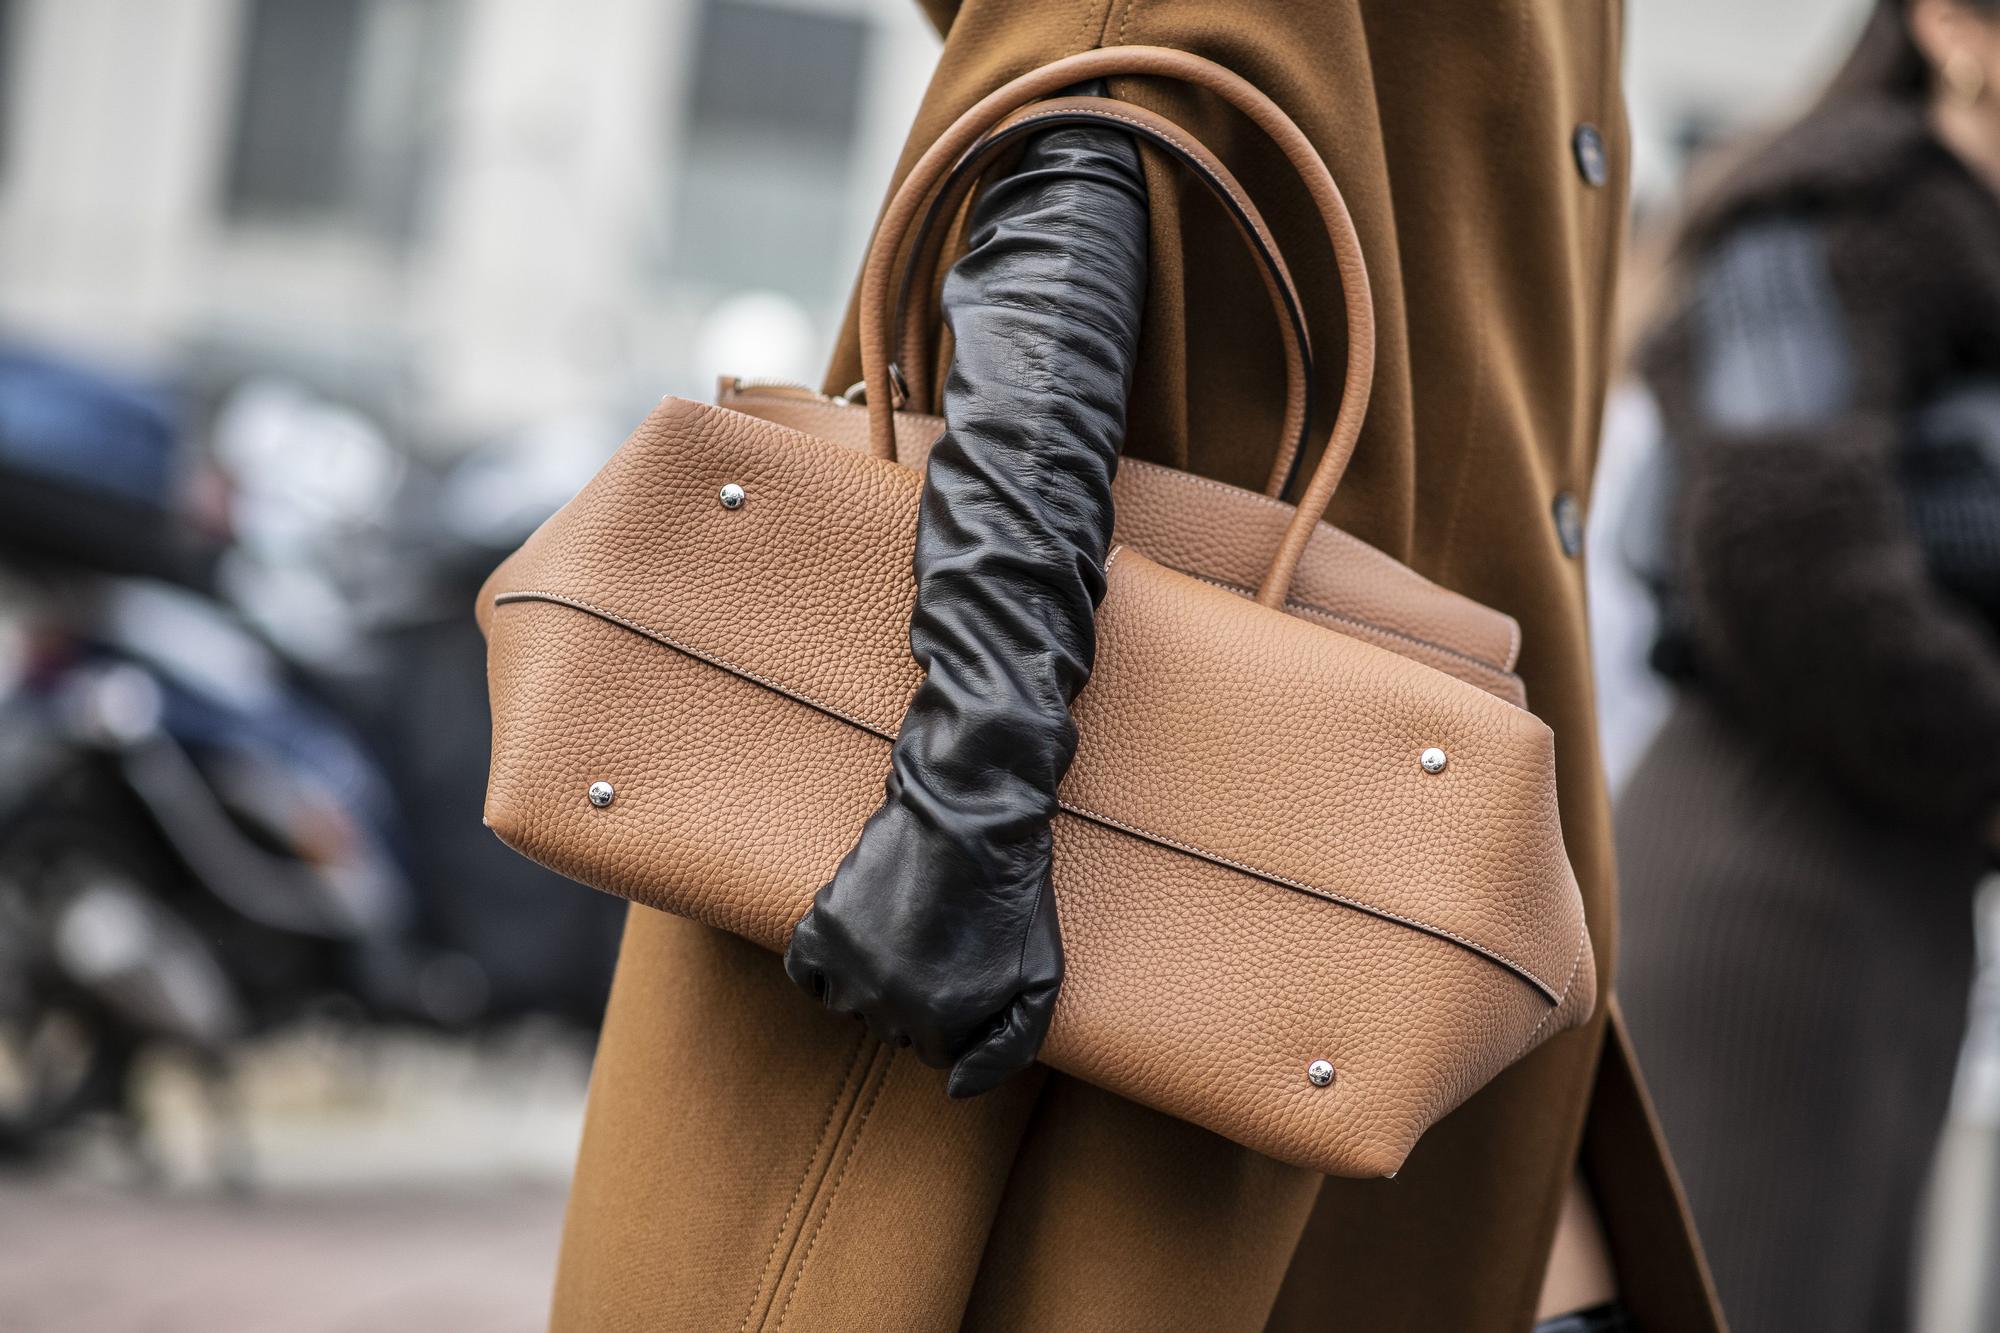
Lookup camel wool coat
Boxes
[550,1,1724,1329]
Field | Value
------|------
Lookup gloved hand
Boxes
[784,107,1149,1097]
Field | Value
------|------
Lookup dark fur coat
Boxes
[1643,95,2000,829]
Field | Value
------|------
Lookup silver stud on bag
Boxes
[1419,747,1448,775]
[718,483,746,510]
[1307,1060,1335,1088]
[587,781,615,808]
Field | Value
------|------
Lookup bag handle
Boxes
[891,97,1313,499]
[857,45,1374,609]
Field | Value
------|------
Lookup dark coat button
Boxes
[1572,124,1608,188]
[1552,491,1584,557]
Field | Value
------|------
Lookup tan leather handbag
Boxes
[477,46,1593,1179]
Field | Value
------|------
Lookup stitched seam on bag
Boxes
[497,591,908,736]
[739,1032,869,1333]
[1180,570,1519,680]
[1125,457,1409,568]
[770,1045,893,1332]
[712,399,1519,672]
[1129,454,1303,514]
[1285,601,1522,696]
[1123,458,1520,665]
[1514,931,1589,1060]
[1056,795,1561,1003]
[493,590,1562,1001]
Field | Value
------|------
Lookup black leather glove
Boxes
[784,109,1148,1096]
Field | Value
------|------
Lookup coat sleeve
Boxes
[1668,219,2000,829]
[913,0,957,37]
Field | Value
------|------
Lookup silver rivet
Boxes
[587,781,615,808]
[718,483,745,509]
[1307,1060,1335,1088]
[1420,747,1447,775]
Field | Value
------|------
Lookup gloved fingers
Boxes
[791,917,1055,1087]
[945,983,1057,1098]
[782,906,841,1004]
[946,882,1063,1097]
[787,905,953,1059]
[785,916,877,1031]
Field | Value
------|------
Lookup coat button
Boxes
[1552,491,1584,557]
[1572,124,1608,188]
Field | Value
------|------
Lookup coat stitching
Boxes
[771,1045,894,1331]
[738,1032,869,1333]
[1430,0,1534,590]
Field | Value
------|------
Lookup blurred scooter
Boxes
[0,346,626,1160]
[0,352,427,1159]
[207,380,627,1028]
[0,571,420,1157]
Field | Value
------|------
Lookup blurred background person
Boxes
[1616,0,2000,1328]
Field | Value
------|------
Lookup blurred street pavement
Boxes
[0,1179,567,1332]
[0,1023,591,1333]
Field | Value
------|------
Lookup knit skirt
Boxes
[1617,695,1981,1333]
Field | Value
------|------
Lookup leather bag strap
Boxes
[892,97,1313,499]
[858,45,1374,608]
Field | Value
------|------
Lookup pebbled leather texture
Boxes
[477,395,1594,1177]
[782,116,1148,1097]
[718,381,1526,706]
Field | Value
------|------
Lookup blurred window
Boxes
[0,0,14,181]
[221,0,458,247]
[667,0,871,307]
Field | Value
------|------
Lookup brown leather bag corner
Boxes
[476,47,1593,1179]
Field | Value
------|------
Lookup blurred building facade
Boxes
[0,0,938,445]
[0,0,1871,453]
